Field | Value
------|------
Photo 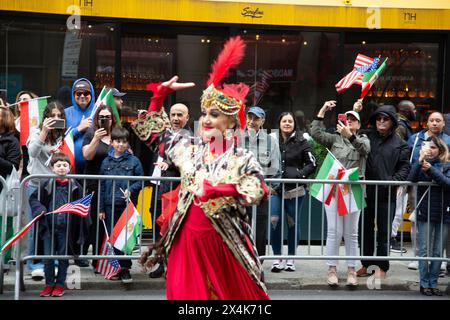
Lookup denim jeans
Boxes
[270,194,305,255]
[26,184,45,272]
[43,229,69,287]
[417,220,448,289]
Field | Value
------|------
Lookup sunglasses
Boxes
[376,116,391,122]
[75,91,91,97]
[99,115,112,120]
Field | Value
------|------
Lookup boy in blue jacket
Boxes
[99,127,144,283]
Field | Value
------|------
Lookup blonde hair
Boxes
[427,136,449,163]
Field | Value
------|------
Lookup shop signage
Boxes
[241,7,264,18]
[61,30,82,79]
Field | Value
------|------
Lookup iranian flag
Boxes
[59,129,76,170]
[19,97,48,145]
[310,151,366,216]
[90,87,121,126]
[112,201,142,255]
[361,58,388,98]
[1,212,45,253]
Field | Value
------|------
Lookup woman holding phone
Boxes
[310,100,370,287]
[26,101,67,279]
[82,105,118,269]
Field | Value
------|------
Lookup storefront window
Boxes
[239,30,340,131]
[0,20,116,107]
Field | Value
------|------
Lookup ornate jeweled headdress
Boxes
[200,36,249,131]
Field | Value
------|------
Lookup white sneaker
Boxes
[284,260,296,272]
[440,261,447,271]
[31,268,45,281]
[408,261,418,270]
[271,259,285,273]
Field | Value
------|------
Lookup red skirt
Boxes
[166,202,269,300]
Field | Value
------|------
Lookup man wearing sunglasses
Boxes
[357,105,410,280]
[65,78,96,174]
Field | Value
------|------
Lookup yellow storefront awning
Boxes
[2,0,450,30]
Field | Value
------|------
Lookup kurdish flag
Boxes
[360,58,388,98]
[310,151,366,216]
[112,201,142,255]
[19,97,48,145]
[1,212,45,253]
[90,87,121,126]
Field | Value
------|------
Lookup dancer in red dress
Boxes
[136,37,269,300]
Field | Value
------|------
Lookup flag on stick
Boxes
[96,220,122,280]
[45,193,93,217]
[310,151,366,216]
[90,87,121,126]
[1,212,45,253]
[19,96,49,145]
[112,201,141,255]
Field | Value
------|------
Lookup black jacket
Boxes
[0,132,20,192]
[408,161,450,224]
[29,179,92,251]
[277,130,316,191]
[363,105,411,183]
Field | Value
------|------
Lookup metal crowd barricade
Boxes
[257,178,450,269]
[0,175,8,294]
[12,174,450,300]
[14,173,182,300]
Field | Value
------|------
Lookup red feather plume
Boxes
[207,36,246,87]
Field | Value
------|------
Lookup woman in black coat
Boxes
[0,106,21,266]
[269,112,315,273]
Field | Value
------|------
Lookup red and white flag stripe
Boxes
[1,212,45,253]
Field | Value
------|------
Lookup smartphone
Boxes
[0,89,7,105]
[338,113,347,125]
[49,119,66,129]
[99,118,109,130]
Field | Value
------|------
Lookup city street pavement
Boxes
[1,244,449,299]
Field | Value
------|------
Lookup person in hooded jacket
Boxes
[65,78,96,174]
[357,105,410,279]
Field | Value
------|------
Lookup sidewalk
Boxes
[1,245,449,295]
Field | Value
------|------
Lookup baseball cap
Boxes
[345,110,361,122]
[247,106,266,118]
[74,80,91,92]
[111,88,126,97]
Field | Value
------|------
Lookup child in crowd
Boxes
[29,153,84,297]
[407,136,450,296]
[99,127,144,283]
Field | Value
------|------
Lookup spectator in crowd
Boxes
[396,100,416,141]
[390,100,417,255]
[82,105,118,269]
[357,105,410,279]
[65,78,95,174]
[243,106,281,257]
[149,102,192,278]
[407,111,450,270]
[99,127,144,284]
[29,153,85,297]
[269,112,315,273]
[444,112,450,136]
[0,106,21,271]
[111,88,126,111]
[26,101,67,279]
[14,90,38,179]
[311,100,370,287]
[408,136,450,296]
[408,112,450,164]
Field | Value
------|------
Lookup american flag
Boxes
[96,237,122,280]
[45,193,93,218]
[250,70,272,105]
[335,54,376,93]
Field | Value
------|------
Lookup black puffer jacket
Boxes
[273,130,316,191]
[408,161,450,224]
[0,132,20,192]
[363,105,411,183]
